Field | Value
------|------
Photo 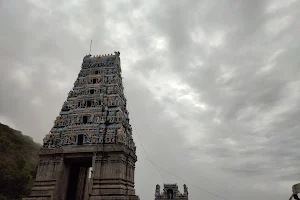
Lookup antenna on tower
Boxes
[89,39,93,55]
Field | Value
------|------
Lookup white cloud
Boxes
[1,1,300,200]
[264,15,293,36]
[265,0,298,14]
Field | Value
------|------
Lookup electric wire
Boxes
[124,85,229,200]
[145,157,230,200]
[132,120,230,200]
[135,129,164,181]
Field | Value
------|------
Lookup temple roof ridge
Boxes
[164,183,178,186]
[84,51,120,59]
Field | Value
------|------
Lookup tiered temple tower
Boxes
[23,52,139,200]
[155,184,188,200]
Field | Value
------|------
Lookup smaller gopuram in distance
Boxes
[155,183,188,199]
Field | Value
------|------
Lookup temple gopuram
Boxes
[155,184,188,200]
[23,52,140,200]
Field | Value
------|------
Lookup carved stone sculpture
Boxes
[23,52,138,200]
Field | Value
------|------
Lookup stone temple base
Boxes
[23,144,139,200]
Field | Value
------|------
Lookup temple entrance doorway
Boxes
[65,157,92,200]
[167,189,173,199]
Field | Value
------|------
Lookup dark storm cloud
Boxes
[1,0,300,199]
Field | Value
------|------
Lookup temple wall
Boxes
[90,150,136,198]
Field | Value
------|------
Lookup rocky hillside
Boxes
[0,123,41,200]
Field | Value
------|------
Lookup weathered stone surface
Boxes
[155,183,188,200]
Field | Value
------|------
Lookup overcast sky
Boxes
[1,0,300,199]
